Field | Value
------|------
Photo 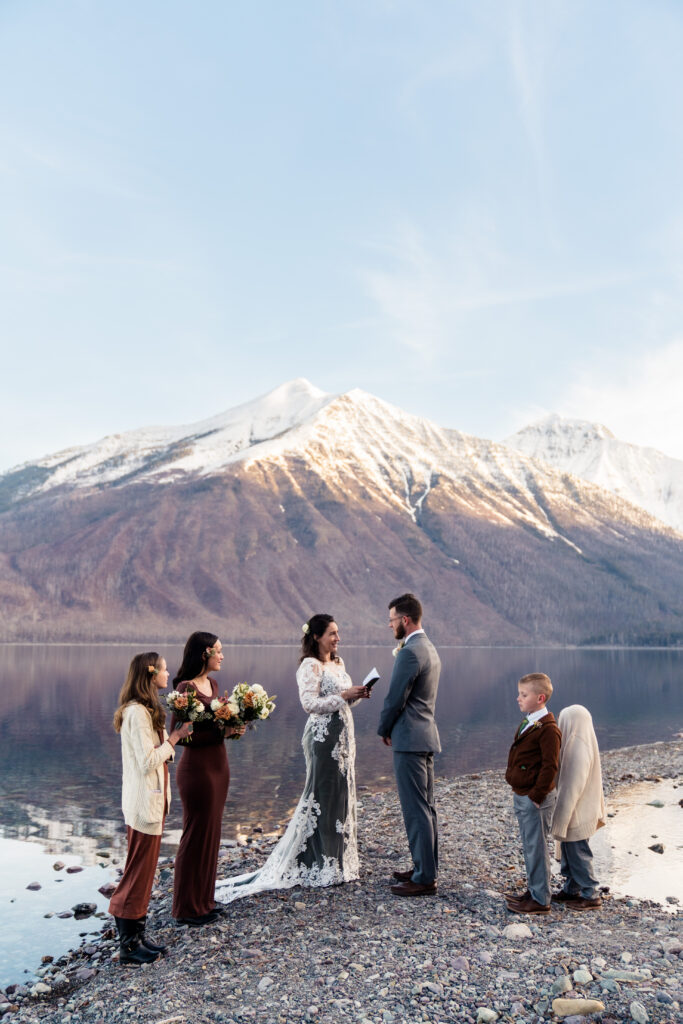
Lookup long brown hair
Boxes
[173,630,219,685]
[113,651,166,733]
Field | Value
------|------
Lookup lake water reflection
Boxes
[1,643,681,857]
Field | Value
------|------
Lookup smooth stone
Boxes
[31,983,51,996]
[53,862,65,871]
[603,969,652,981]
[476,1010,498,1023]
[26,882,41,891]
[451,956,469,971]
[294,901,306,910]
[71,968,96,982]
[72,903,97,918]
[478,951,494,964]
[502,923,533,940]
[648,843,664,854]
[65,866,83,874]
[573,969,593,985]
[552,998,605,1017]
[630,1001,649,1023]
[551,976,572,995]
[258,976,274,992]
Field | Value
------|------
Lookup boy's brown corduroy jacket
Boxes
[505,711,561,805]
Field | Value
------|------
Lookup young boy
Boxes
[504,672,561,914]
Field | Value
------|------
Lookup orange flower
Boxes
[243,692,255,708]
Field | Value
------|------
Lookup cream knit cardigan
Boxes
[119,702,174,836]
[551,704,606,843]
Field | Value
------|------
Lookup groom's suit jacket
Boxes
[377,633,441,752]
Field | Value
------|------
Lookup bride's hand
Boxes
[342,686,370,702]
[227,723,247,739]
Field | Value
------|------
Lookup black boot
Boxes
[135,916,167,954]
[115,916,159,966]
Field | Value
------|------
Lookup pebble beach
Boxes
[2,739,682,1024]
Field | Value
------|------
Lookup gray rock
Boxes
[551,976,572,995]
[26,882,41,891]
[258,976,274,992]
[476,1010,498,1023]
[573,968,593,985]
[630,1001,649,1024]
[502,923,532,940]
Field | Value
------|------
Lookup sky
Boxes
[1,0,683,471]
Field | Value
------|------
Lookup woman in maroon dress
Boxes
[171,631,245,926]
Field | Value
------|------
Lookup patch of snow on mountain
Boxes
[5,379,333,497]
[505,414,683,534]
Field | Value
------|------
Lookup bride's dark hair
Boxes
[300,613,339,664]
[174,630,219,684]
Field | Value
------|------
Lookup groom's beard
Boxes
[394,623,406,641]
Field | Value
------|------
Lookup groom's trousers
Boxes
[393,751,438,885]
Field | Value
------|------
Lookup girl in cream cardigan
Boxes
[551,704,606,911]
[108,652,192,964]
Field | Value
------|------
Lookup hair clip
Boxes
[301,623,310,635]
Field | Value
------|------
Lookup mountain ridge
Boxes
[0,381,681,645]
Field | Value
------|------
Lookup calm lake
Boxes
[2,643,682,848]
[0,643,682,986]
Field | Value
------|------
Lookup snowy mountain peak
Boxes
[505,414,683,534]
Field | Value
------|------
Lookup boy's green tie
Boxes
[517,716,529,737]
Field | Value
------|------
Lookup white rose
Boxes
[251,684,265,695]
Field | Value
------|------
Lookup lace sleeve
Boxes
[297,659,346,715]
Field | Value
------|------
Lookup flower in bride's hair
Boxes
[147,664,158,674]
[206,646,218,658]
[301,623,310,635]
[392,640,406,658]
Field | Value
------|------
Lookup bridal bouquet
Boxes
[166,687,209,724]
[212,683,276,737]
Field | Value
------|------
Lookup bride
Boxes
[215,614,371,901]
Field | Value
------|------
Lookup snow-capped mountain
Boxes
[0,382,681,645]
[504,415,683,535]
[1,378,332,502]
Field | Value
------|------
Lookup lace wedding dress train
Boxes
[214,657,359,903]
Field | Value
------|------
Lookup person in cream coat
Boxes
[108,652,192,964]
[551,704,606,911]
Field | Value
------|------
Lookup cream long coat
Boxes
[119,702,174,836]
[551,704,606,843]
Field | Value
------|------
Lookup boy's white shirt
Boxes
[520,705,548,734]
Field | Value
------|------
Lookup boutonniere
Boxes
[392,640,405,658]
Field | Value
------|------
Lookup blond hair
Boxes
[519,672,553,700]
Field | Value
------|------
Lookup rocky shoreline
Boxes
[2,740,682,1024]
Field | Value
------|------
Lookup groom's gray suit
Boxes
[378,631,441,885]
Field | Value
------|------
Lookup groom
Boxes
[378,593,441,896]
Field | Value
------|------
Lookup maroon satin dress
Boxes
[171,679,230,919]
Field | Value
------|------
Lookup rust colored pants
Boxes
[108,825,163,919]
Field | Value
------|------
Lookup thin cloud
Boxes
[557,338,683,460]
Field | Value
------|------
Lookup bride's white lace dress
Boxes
[214,657,359,902]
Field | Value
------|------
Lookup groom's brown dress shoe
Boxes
[551,890,581,903]
[393,869,415,883]
[506,895,550,914]
[502,888,531,903]
[390,880,436,897]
